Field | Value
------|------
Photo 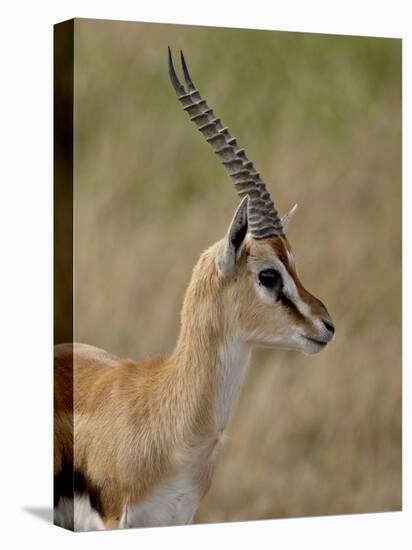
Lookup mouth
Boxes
[302,335,328,348]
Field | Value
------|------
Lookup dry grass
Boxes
[72,19,401,522]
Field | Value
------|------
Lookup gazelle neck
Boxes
[170,243,252,436]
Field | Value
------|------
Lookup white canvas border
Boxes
[0,1,409,549]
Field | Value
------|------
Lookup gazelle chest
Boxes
[125,439,221,528]
[125,470,200,528]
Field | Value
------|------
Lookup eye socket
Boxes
[258,269,283,290]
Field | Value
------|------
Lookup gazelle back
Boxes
[53,50,335,531]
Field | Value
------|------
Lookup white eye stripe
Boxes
[251,247,314,321]
[274,259,312,318]
[274,260,297,297]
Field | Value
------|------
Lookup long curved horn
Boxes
[168,48,284,239]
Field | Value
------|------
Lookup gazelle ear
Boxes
[217,196,248,277]
[281,203,298,230]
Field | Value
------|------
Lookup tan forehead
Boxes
[247,235,292,264]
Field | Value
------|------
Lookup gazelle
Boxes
[54,49,335,531]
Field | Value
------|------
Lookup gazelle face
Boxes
[230,234,335,354]
[216,198,335,355]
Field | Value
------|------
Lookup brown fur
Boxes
[270,236,329,321]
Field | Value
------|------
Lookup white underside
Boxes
[54,495,106,531]
[54,473,199,531]
[125,472,199,528]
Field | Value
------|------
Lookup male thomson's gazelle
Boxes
[54,49,335,531]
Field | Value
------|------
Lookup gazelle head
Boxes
[169,49,335,354]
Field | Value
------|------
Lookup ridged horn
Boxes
[168,47,284,239]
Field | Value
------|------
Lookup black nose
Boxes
[322,320,335,334]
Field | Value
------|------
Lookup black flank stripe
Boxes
[54,463,105,519]
[54,460,74,507]
[74,469,105,517]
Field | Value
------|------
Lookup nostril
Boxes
[322,320,335,334]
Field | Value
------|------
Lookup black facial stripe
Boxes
[278,292,306,321]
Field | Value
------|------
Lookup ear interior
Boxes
[217,196,248,277]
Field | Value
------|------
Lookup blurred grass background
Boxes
[73,19,401,522]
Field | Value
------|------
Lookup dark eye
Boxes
[258,269,283,290]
